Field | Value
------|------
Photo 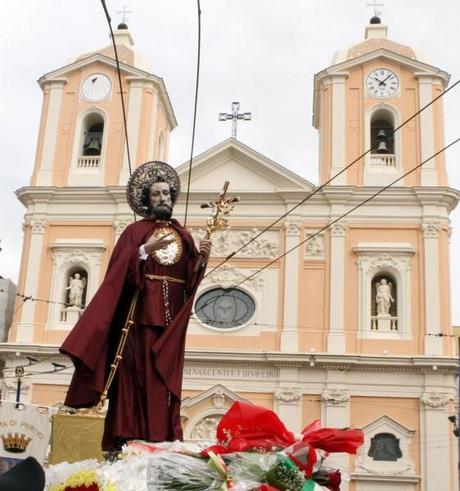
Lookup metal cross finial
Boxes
[367,0,384,17]
[117,5,133,24]
[219,102,252,139]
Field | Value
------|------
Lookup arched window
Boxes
[369,108,396,167]
[78,113,104,168]
[368,433,402,462]
[371,272,397,331]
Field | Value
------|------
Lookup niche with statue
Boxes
[61,268,88,324]
[371,273,398,331]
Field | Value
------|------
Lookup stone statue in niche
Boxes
[375,278,394,315]
[66,273,87,308]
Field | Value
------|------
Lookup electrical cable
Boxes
[183,0,202,227]
[193,136,460,319]
[99,0,136,222]
[204,79,460,279]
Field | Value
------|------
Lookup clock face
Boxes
[366,69,399,98]
[81,73,112,101]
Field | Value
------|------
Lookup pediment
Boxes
[177,139,314,194]
[39,52,158,84]
[318,49,449,81]
[360,415,414,436]
[181,384,248,412]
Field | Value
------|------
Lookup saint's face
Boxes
[149,181,173,219]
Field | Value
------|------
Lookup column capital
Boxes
[322,388,349,407]
[421,391,452,409]
[421,222,442,238]
[330,222,347,237]
[284,221,302,237]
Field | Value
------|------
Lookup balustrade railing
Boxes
[77,156,100,168]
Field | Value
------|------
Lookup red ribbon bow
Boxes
[203,401,363,476]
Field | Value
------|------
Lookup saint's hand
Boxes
[144,232,175,255]
[199,239,212,263]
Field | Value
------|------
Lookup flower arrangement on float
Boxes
[45,402,363,490]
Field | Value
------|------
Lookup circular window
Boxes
[194,288,255,329]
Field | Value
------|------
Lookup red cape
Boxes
[61,218,202,436]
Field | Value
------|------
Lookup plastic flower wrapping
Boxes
[45,402,363,491]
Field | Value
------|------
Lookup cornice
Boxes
[0,345,456,375]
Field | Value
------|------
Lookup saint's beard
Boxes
[151,203,173,220]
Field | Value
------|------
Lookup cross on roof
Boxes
[367,0,384,17]
[117,5,133,24]
[218,102,252,139]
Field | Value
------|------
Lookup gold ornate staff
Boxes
[194,181,239,271]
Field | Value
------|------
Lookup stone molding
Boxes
[420,391,452,409]
[191,228,279,259]
[274,386,302,402]
[322,388,349,406]
[24,215,48,234]
[202,265,264,291]
[330,222,347,237]
[421,222,443,238]
[284,221,302,237]
[304,230,325,258]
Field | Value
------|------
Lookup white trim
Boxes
[68,107,108,186]
[330,75,347,184]
[146,89,159,160]
[354,242,415,340]
[36,81,66,186]
[119,79,144,185]
[418,75,437,186]
[363,103,403,186]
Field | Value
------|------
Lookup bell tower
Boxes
[31,24,176,188]
[10,24,176,345]
[313,16,450,187]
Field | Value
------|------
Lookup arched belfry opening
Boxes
[370,108,395,166]
[78,113,104,167]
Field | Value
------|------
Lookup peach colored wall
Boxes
[301,395,321,427]
[185,332,278,351]
[136,87,153,164]
[345,225,421,355]
[32,383,68,406]
[351,396,421,478]
[343,60,425,187]
[298,261,327,352]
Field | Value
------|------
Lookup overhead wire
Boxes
[100,0,136,222]
[193,136,460,320]
[204,79,460,279]
[183,0,202,227]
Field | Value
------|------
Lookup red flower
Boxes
[256,485,281,491]
[325,470,341,491]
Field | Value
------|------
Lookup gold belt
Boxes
[144,274,186,285]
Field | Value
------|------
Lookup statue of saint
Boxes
[66,273,87,308]
[375,278,394,315]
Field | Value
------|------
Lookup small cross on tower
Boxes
[219,102,252,139]
[367,0,384,18]
[117,5,133,25]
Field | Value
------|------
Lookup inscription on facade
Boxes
[183,366,279,380]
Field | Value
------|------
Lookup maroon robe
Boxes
[60,218,203,450]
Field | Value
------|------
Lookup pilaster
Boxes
[421,222,442,355]
[36,80,66,186]
[328,222,347,353]
[16,216,47,342]
[281,221,301,352]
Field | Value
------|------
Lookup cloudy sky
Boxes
[1,0,459,322]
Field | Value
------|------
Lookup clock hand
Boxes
[381,73,394,84]
[373,77,385,85]
[91,77,97,84]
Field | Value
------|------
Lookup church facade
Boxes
[1,18,458,491]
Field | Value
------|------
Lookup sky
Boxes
[1,0,459,322]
